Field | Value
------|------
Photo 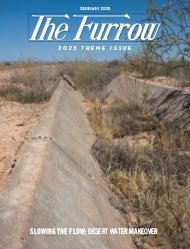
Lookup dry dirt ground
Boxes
[0,68,47,191]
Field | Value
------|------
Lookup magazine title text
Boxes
[29,14,161,41]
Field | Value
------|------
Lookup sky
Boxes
[0,0,161,62]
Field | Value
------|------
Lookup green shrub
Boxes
[0,85,54,103]
[0,86,22,101]
[4,61,11,66]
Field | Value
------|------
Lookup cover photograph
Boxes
[0,0,189,249]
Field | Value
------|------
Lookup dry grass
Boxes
[58,61,121,98]
[0,62,59,103]
[88,99,160,138]
[89,97,190,249]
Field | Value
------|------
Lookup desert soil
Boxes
[0,68,47,191]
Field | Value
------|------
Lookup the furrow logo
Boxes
[28,13,161,42]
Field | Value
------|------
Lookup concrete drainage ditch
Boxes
[1,75,189,249]
[0,80,134,249]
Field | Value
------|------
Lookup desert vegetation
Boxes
[125,48,190,87]
[0,61,59,103]
[1,54,188,106]
[87,98,190,249]
[58,60,122,97]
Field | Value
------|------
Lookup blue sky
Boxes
[0,0,160,62]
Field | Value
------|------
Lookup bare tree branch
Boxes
[145,0,190,61]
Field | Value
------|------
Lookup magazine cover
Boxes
[0,0,189,249]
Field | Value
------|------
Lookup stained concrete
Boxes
[0,80,134,249]
[104,75,190,130]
